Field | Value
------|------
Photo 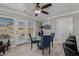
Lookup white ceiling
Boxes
[0,3,79,20]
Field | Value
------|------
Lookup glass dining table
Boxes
[32,36,42,48]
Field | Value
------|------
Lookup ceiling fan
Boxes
[34,3,52,16]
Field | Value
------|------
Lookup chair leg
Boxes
[3,51,5,55]
[3,46,5,55]
[37,42,39,49]
[52,41,53,47]
[7,45,8,50]
[49,46,50,54]
[31,43,33,50]
[42,47,44,55]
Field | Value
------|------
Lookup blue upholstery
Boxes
[42,35,51,48]
[38,31,43,37]
[41,35,51,55]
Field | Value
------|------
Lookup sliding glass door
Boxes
[0,17,13,45]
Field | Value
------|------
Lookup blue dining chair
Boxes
[51,33,55,47]
[42,35,51,55]
[29,33,40,50]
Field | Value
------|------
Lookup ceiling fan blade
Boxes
[41,10,49,14]
[41,3,52,9]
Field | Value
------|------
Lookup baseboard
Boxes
[10,41,30,48]
[10,41,63,48]
[16,42,27,46]
[10,45,16,48]
[53,42,63,45]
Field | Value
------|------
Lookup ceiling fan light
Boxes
[34,10,41,14]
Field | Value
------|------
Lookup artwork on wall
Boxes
[44,24,51,29]
[43,20,52,35]
[43,20,51,30]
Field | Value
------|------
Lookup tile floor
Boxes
[4,43,65,56]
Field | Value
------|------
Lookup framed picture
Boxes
[43,20,51,29]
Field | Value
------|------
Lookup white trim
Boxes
[10,43,17,48]
[0,14,16,20]
[1,4,79,21]
[43,10,79,20]
[0,5,37,20]
[0,4,79,20]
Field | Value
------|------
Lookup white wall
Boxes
[73,13,79,52]
[46,14,79,52]
[55,17,73,43]
[45,17,73,44]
